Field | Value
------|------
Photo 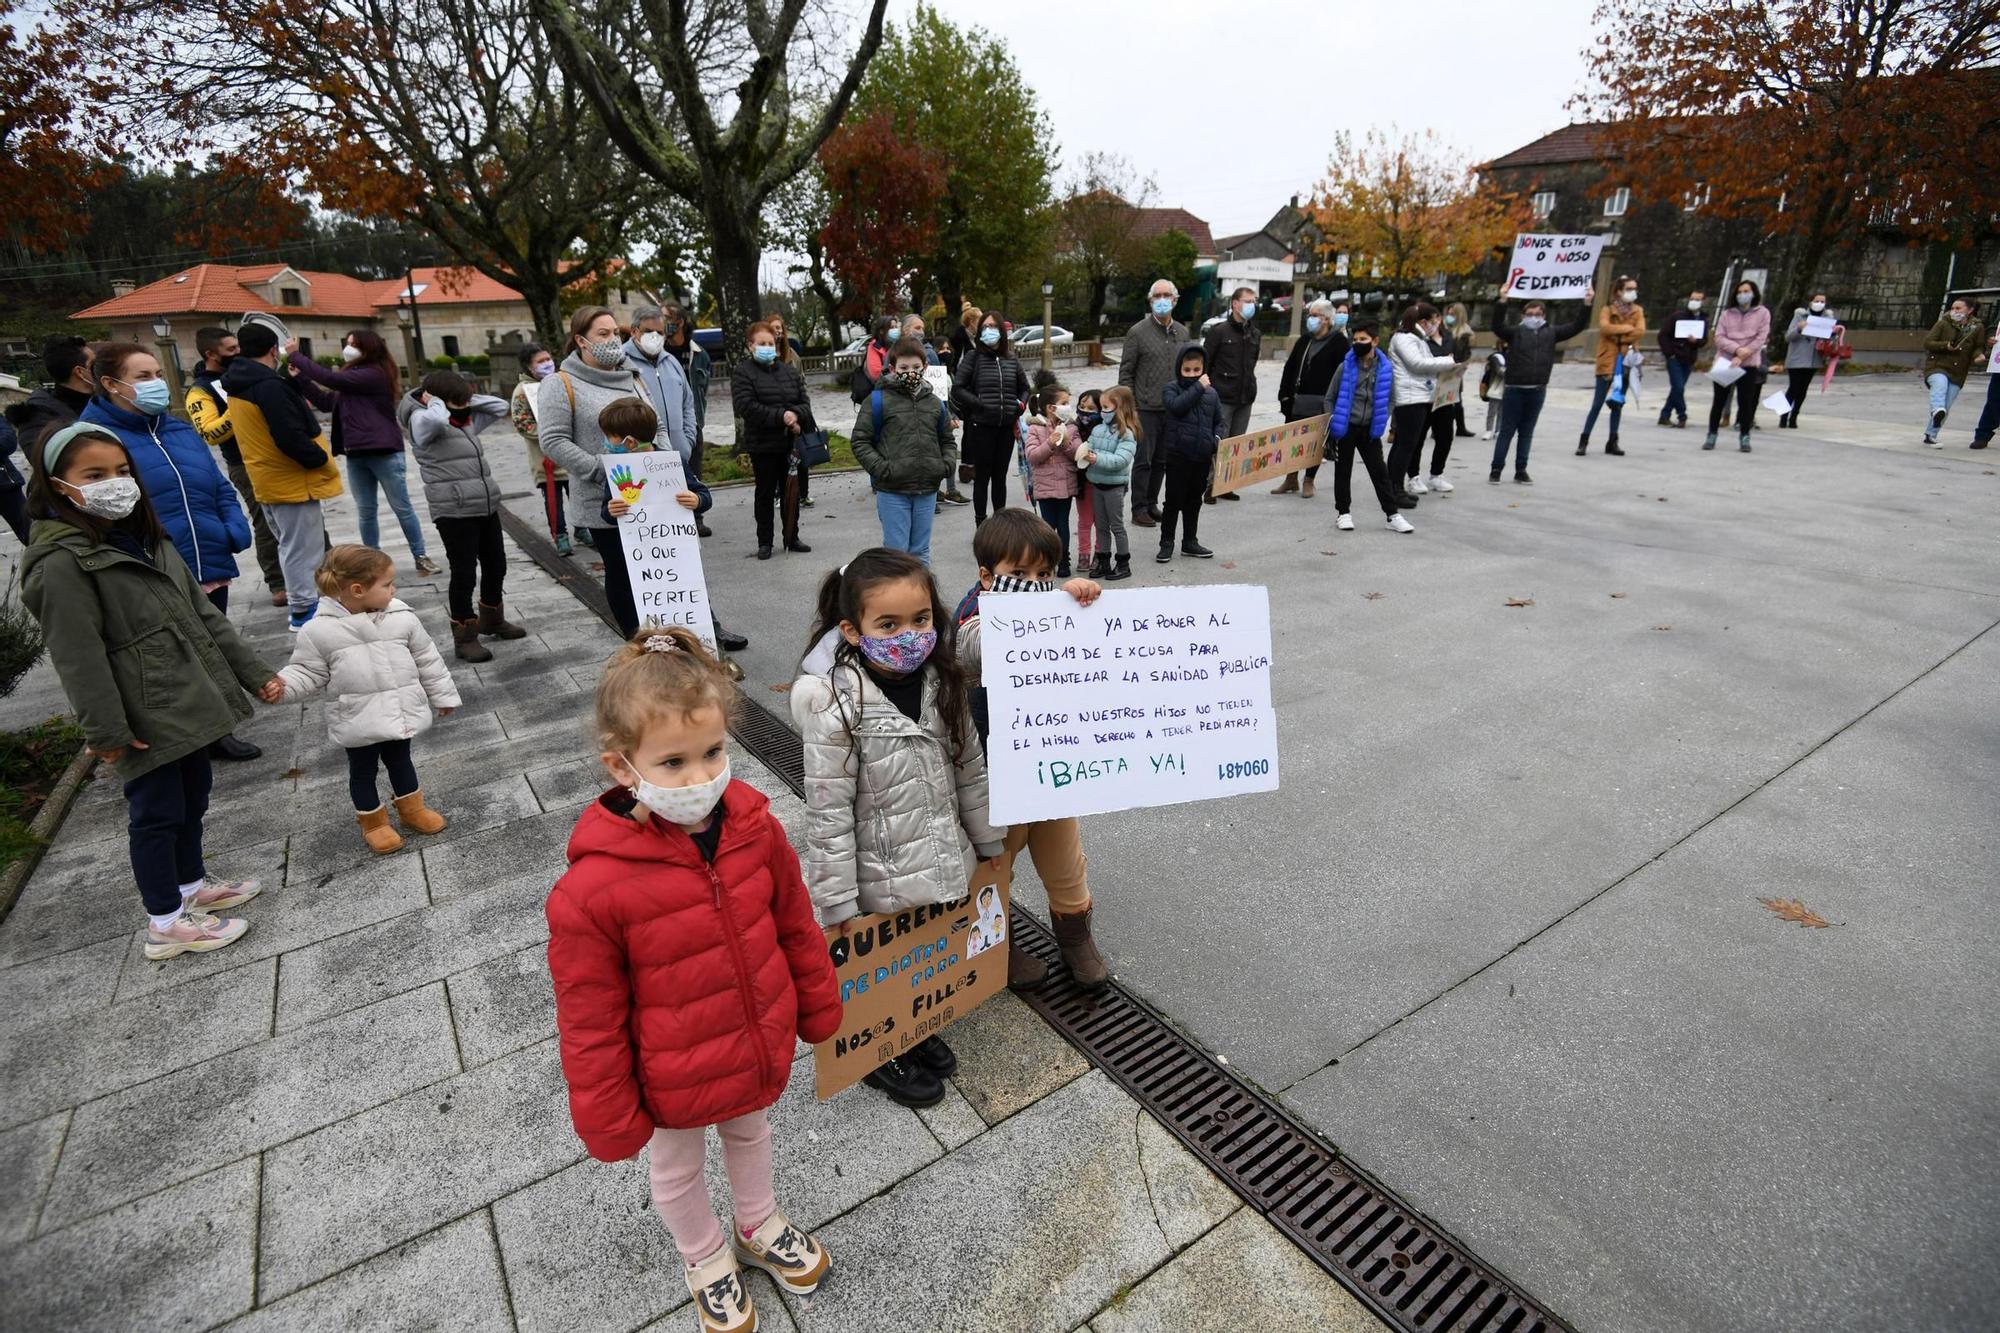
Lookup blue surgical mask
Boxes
[1151,298,1173,317]
[1331,312,1348,329]
[132,380,172,416]
[1239,303,1257,320]
[1444,314,1457,327]
[752,345,777,364]
[980,328,1000,347]
[1306,316,1323,334]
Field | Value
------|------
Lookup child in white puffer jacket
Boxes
[276,544,462,854]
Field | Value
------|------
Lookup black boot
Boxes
[208,734,262,762]
[1576,431,1589,456]
[1056,556,1071,579]
[863,1056,945,1108]
[713,622,749,652]
[1089,554,1110,578]
[1605,435,1625,456]
[1107,555,1132,582]
[908,1035,957,1077]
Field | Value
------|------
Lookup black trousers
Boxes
[1333,428,1398,518]
[1782,368,1815,426]
[347,738,419,811]
[591,526,639,636]
[434,512,505,621]
[1423,405,1456,477]
[1386,402,1431,486]
[749,450,792,548]
[125,750,213,915]
[963,421,1014,520]
[1709,370,1765,435]
[1157,455,1207,547]
[1134,410,1166,512]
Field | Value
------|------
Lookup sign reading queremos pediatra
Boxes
[978,586,1279,823]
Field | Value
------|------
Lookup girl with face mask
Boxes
[792,548,1004,1109]
[508,343,575,554]
[548,626,842,1333]
[1922,299,1987,446]
[20,423,284,962]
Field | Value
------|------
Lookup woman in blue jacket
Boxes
[80,342,262,760]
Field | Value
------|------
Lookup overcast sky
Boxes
[891,0,1604,241]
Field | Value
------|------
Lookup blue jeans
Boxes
[346,452,426,556]
[1660,358,1692,422]
[1972,373,2000,445]
[1925,373,1963,440]
[1490,385,1546,474]
[875,489,938,564]
[1581,374,1623,443]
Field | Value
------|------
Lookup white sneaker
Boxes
[144,910,249,961]
[1479,430,1490,440]
[733,1209,830,1295]
[1429,475,1454,493]
[1336,513,1354,531]
[1386,514,1415,533]
[1409,475,1429,494]
[1927,437,1944,448]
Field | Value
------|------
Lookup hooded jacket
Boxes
[20,518,273,781]
[277,596,460,748]
[621,339,698,462]
[220,356,342,504]
[546,781,842,1158]
[791,631,1005,924]
[536,352,660,528]
[950,342,1030,427]
[5,384,90,454]
[851,376,955,495]
[1202,314,1261,406]
[1157,344,1224,463]
[80,396,250,584]
[288,354,405,455]
[397,392,507,519]
[1923,315,1986,385]
[1387,330,1460,407]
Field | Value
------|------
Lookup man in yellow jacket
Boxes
[187,326,287,605]
[221,322,343,629]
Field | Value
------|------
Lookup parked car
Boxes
[693,328,802,360]
[1010,324,1074,348]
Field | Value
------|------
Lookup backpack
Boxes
[871,387,951,440]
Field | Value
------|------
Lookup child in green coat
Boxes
[20,423,283,960]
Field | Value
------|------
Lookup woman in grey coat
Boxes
[398,370,522,661]
[1778,293,1842,429]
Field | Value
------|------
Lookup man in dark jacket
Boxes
[1155,343,1223,562]
[1201,286,1261,504]
[5,336,95,453]
[186,327,286,601]
[1655,290,1708,428]
[1486,285,1593,484]
[1117,278,1189,525]
[852,338,956,565]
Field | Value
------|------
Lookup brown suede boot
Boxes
[1271,473,1299,494]
[1051,908,1109,989]
[357,806,403,854]
[477,602,527,639]
[391,789,448,835]
[1300,476,1316,498]
[1008,943,1049,991]
[451,615,492,662]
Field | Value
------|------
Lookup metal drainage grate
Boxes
[511,506,1570,1332]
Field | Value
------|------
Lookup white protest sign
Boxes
[1708,360,1746,388]
[979,585,1278,823]
[611,450,714,651]
[1988,341,2000,374]
[1674,319,1706,340]
[1802,314,1837,340]
[923,366,952,402]
[1501,233,1603,301]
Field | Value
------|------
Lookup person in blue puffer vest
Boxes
[80,341,263,760]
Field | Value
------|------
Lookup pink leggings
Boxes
[648,1110,777,1264]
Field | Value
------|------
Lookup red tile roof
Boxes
[71,262,549,323]
[1126,206,1217,258]
[1483,124,1614,171]
[371,266,527,309]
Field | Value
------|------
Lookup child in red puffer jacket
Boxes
[547,626,841,1333]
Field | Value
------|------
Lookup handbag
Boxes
[1814,335,1852,361]
[794,428,831,468]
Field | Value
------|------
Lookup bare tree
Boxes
[1059,153,1158,334]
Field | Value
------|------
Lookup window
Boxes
[280,288,302,306]
[1682,182,1710,212]
[1531,191,1556,219]
[1603,186,1630,217]
[441,335,461,358]
[297,337,313,358]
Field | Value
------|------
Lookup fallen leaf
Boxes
[1506,503,1519,508]
[1318,549,1339,556]
[1220,561,1237,569]
[1654,624,1672,631]
[1657,496,1669,502]
[282,767,304,780]
[1362,591,1386,601]
[768,683,790,693]
[1758,897,1831,929]
[1505,597,1534,608]
[1610,592,1627,599]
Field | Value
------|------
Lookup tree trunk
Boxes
[705,197,763,369]
[1086,277,1108,337]
[516,265,567,350]
[935,255,964,324]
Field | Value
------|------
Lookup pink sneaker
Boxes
[144,910,249,961]
[187,875,262,912]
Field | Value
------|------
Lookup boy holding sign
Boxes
[601,398,736,658]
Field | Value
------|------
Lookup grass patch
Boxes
[704,431,858,485]
[0,717,85,865]
[1843,362,1916,376]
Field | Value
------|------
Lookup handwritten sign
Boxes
[613,449,714,651]
[1431,366,1466,409]
[979,585,1278,823]
[813,862,1010,1099]
[1674,319,1706,340]
[1211,415,1329,495]
[1501,233,1603,301]
[923,366,952,403]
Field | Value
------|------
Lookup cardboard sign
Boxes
[1431,366,1466,409]
[980,585,1279,823]
[1500,233,1603,301]
[612,449,715,651]
[1211,415,1329,495]
[1802,314,1837,340]
[1674,319,1706,340]
[813,862,1011,1100]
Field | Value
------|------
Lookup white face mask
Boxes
[1055,403,1075,422]
[637,331,666,357]
[340,345,363,363]
[623,755,730,829]
[1620,289,1637,303]
[59,475,142,519]
[1809,301,1826,313]
[1687,300,1703,312]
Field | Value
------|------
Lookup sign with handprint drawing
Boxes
[614,449,715,651]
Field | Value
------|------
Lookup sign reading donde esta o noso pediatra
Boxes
[612,449,715,652]
[979,585,1279,823]
[1502,233,1605,301]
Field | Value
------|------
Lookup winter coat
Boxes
[1083,421,1136,487]
[1593,303,1647,376]
[1488,304,1591,387]
[79,397,250,585]
[848,339,899,404]
[1387,331,1459,406]
[1023,418,1082,499]
[1278,329,1346,421]
[730,358,811,456]
[4,385,89,456]
[288,354,404,455]
[546,781,842,1157]
[668,341,713,439]
[397,392,507,519]
[509,378,565,481]
[220,356,342,505]
[1118,315,1190,412]
[1714,305,1773,372]
[20,519,273,782]
[1158,347,1225,463]
[791,632,1006,924]
[536,353,660,528]
[1328,350,1391,440]
[277,596,460,748]
[851,378,955,495]
[1782,309,1833,370]
[621,341,698,462]
[950,344,1030,427]
[0,417,20,495]
[186,368,242,466]
[1658,309,1709,366]
[1923,316,1986,385]
[1202,315,1261,406]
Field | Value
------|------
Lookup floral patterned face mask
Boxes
[857,628,936,675]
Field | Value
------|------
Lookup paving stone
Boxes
[282,773,541,882]
[41,984,458,1230]
[0,935,125,1032]
[475,649,589,687]
[1089,1207,1386,1333]
[793,1071,1236,1333]
[420,807,574,904]
[0,959,275,1131]
[275,870,552,1030]
[213,1212,513,1333]
[638,1279,798,1333]
[115,854,432,1004]
[915,1081,988,1151]
[524,757,608,812]
[259,1039,579,1300]
[942,989,1093,1126]
[446,943,555,1068]
[0,1159,257,1333]
[0,1111,68,1243]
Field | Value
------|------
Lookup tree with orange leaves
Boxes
[1308,128,1527,308]
[0,2,114,253]
[817,112,945,322]
[1577,0,2000,311]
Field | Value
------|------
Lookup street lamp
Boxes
[150,315,185,408]
[393,302,419,371]
[1040,279,1055,373]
